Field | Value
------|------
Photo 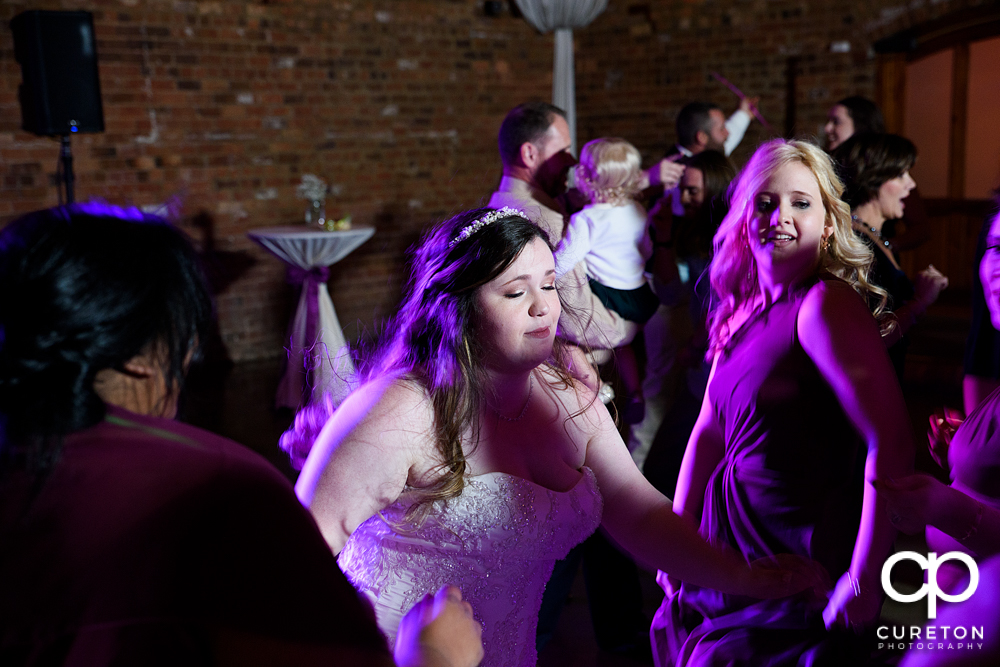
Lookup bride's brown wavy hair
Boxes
[707,139,889,356]
[369,208,580,522]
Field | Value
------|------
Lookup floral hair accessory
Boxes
[448,207,529,248]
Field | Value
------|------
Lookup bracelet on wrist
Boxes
[847,570,877,598]
[847,571,862,598]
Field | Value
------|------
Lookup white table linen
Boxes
[247,225,375,408]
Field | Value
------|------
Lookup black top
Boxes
[856,230,912,381]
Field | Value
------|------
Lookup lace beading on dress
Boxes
[338,467,602,667]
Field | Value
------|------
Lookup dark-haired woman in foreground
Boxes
[0,203,481,667]
[653,140,913,666]
[295,207,824,667]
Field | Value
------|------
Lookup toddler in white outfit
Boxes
[555,137,658,422]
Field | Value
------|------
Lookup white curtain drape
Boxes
[515,0,608,155]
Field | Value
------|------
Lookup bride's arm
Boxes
[672,356,724,527]
[295,375,436,554]
[582,398,816,598]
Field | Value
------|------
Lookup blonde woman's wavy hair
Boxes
[707,139,890,356]
[575,137,643,206]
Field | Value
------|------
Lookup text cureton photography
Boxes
[878,551,986,654]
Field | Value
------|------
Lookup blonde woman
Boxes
[555,137,658,421]
[653,139,914,666]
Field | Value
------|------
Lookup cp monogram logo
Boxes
[882,551,979,619]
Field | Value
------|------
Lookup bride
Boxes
[294,207,822,667]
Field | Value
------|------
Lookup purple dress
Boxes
[652,276,868,667]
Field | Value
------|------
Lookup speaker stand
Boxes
[59,135,75,204]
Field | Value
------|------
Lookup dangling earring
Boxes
[823,235,832,254]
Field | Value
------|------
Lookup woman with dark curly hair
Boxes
[833,132,949,378]
[295,206,823,667]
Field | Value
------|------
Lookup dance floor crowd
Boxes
[2,95,998,667]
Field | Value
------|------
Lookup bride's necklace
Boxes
[492,375,534,422]
[851,214,890,248]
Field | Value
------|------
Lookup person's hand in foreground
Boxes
[394,586,483,667]
[821,474,962,632]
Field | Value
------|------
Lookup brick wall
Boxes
[574,0,991,168]
[0,0,552,361]
[1,0,988,361]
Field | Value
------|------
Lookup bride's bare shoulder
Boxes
[338,372,434,431]
[536,364,612,432]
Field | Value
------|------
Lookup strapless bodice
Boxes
[339,466,602,667]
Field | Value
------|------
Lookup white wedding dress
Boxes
[338,467,602,667]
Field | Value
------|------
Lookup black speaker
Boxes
[10,10,104,136]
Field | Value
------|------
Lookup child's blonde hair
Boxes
[575,137,643,206]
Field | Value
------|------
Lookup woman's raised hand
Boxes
[913,264,949,311]
[650,157,686,190]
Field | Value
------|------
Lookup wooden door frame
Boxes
[875,6,1000,201]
